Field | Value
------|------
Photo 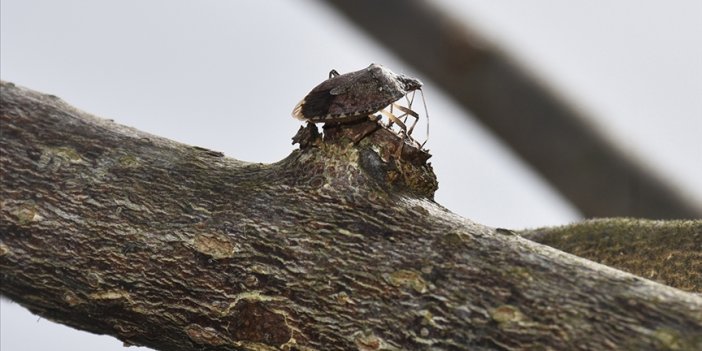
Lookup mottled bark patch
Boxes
[293,119,437,199]
[490,305,525,325]
[385,270,427,294]
[0,243,10,256]
[227,300,292,346]
[353,330,396,351]
[192,233,237,259]
[9,202,44,225]
[89,290,132,303]
[63,291,83,306]
[185,324,229,347]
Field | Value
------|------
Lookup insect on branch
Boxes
[292,63,430,149]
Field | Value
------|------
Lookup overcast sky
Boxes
[1,1,700,350]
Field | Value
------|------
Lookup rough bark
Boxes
[1,81,701,351]
[520,218,702,293]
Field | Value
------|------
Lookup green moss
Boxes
[506,266,533,283]
[118,155,140,168]
[490,305,525,325]
[653,327,702,351]
[49,146,83,163]
[13,202,43,225]
[385,270,428,293]
[520,218,702,292]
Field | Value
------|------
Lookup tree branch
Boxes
[520,218,702,293]
[1,81,701,350]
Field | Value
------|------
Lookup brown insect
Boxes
[292,63,429,146]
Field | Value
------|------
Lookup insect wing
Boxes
[293,64,408,122]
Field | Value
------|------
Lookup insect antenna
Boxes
[402,91,416,124]
[419,88,430,148]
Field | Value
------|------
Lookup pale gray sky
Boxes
[1,1,700,350]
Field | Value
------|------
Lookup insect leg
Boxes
[351,118,382,144]
[390,103,419,135]
[386,104,395,128]
[380,108,408,136]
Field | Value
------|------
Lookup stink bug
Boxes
[292,63,429,147]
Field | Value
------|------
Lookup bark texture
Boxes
[1,81,701,351]
[520,218,702,293]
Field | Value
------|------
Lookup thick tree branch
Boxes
[520,218,702,293]
[1,81,701,351]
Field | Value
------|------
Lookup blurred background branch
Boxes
[320,0,702,219]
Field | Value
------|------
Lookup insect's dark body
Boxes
[293,63,422,124]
